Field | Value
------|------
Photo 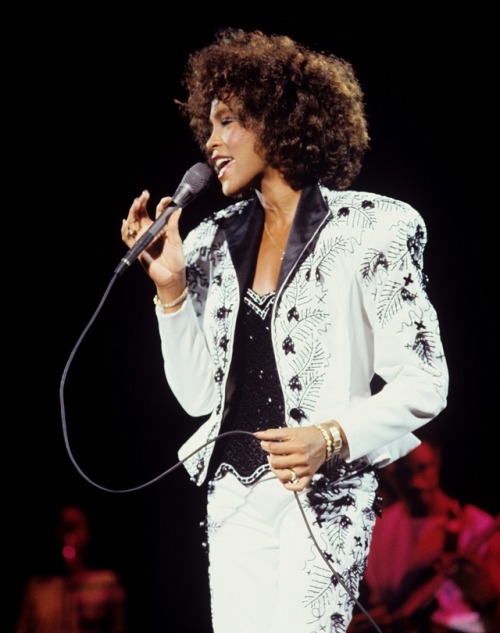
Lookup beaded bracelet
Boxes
[153,286,188,311]
[325,420,343,454]
[315,424,334,461]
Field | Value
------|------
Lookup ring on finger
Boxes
[127,228,137,239]
[288,468,299,485]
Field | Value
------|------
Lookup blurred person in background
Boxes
[15,504,127,633]
[349,428,500,633]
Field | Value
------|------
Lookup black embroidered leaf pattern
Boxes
[377,280,417,327]
[303,563,337,619]
[413,329,435,363]
[360,248,389,284]
[277,244,335,419]
[324,191,377,230]
[387,220,428,290]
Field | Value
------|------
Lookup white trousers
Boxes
[206,466,378,633]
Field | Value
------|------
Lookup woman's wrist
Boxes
[153,284,188,313]
[324,421,343,455]
[316,420,347,463]
[315,424,334,461]
[325,420,349,461]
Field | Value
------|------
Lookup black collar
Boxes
[223,184,330,295]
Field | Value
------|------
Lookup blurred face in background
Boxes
[395,441,441,516]
[55,506,90,566]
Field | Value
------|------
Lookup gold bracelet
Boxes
[315,424,333,461]
[325,420,343,454]
[153,286,188,311]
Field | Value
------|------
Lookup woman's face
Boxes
[206,99,267,197]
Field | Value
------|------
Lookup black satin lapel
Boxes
[224,198,263,296]
[277,184,330,290]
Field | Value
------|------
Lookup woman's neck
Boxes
[254,172,301,227]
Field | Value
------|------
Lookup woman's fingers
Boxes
[269,461,308,490]
[263,438,309,489]
[155,195,173,218]
[121,219,136,245]
[122,191,150,243]
[256,426,327,489]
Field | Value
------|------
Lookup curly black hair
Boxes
[178,28,370,191]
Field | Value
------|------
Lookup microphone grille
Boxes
[182,162,214,193]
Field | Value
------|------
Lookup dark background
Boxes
[8,9,492,633]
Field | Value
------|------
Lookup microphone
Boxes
[114,162,214,276]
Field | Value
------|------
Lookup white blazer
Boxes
[155,184,449,485]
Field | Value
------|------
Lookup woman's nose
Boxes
[206,128,220,153]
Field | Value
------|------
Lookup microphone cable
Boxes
[292,486,383,633]
[59,279,383,633]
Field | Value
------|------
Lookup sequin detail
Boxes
[211,288,285,485]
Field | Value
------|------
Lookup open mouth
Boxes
[215,157,233,178]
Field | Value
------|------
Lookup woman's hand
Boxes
[254,426,327,491]
[121,190,186,293]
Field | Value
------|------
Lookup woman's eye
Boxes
[221,117,236,126]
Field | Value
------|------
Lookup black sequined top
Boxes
[209,287,285,485]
